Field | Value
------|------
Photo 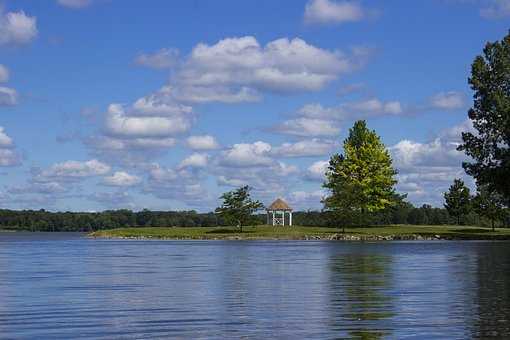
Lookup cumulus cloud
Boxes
[305,160,329,182]
[144,163,211,207]
[389,120,474,206]
[0,9,37,45]
[186,135,220,150]
[154,36,365,103]
[0,87,18,106]
[273,98,403,137]
[135,48,180,69]
[304,0,366,24]
[429,91,465,110]
[90,88,194,163]
[57,0,93,9]
[178,153,208,169]
[0,65,9,83]
[271,139,337,157]
[8,182,68,195]
[0,127,20,166]
[274,117,341,137]
[102,171,141,187]
[36,159,111,182]
[219,141,273,167]
[105,103,192,138]
[288,190,326,210]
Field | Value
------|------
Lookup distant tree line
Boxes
[0,202,508,232]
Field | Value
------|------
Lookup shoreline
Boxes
[89,225,510,241]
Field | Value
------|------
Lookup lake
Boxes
[0,233,509,339]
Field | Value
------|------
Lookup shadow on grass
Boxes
[205,228,255,234]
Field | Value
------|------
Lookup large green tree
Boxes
[473,184,507,231]
[443,178,471,225]
[458,31,510,202]
[215,186,264,231]
[323,120,397,229]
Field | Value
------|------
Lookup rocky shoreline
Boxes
[91,233,510,241]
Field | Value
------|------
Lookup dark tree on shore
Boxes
[444,179,471,225]
[215,186,264,231]
[458,31,510,202]
[323,120,397,230]
[473,185,507,231]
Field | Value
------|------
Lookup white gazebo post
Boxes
[266,198,293,227]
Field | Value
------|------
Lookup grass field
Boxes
[89,225,510,240]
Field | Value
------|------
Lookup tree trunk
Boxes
[492,219,495,232]
[457,215,460,226]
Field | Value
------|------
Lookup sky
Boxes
[0,0,508,212]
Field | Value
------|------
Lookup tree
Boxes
[215,186,264,231]
[473,185,507,231]
[323,120,397,231]
[443,179,471,225]
[458,31,510,202]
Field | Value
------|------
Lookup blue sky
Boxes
[0,0,508,212]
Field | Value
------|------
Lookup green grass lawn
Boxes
[89,225,510,240]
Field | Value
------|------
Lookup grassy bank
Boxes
[89,225,510,240]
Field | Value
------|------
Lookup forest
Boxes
[0,201,507,232]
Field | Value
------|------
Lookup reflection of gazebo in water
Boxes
[266,198,293,226]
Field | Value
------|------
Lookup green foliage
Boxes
[473,185,507,231]
[215,186,264,230]
[444,179,472,225]
[323,120,398,226]
[458,31,510,202]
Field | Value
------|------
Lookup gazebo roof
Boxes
[267,198,292,211]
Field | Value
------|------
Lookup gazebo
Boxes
[267,198,293,226]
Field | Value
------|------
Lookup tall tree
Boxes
[473,184,507,231]
[323,120,397,230]
[444,179,471,225]
[215,186,264,231]
[458,31,510,202]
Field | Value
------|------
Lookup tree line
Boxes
[1,201,507,232]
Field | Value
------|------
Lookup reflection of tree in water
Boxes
[473,246,510,338]
[328,254,395,339]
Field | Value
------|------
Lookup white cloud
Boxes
[0,87,17,106]
[219,141,273,167]
[0,9,37,45]
[105,103,192,138]
[57,0,93,9]
[8,181,68,195]
[179,153,208,169]
[304,0,365,24]
[169,36,360,102]
[135,48,180,69]
[0,127,13,147]
[274,118,341,137]
[273,98,403,137]
[103,171,141,187]
[0,127,20,166]
[305,160,329,182]
[390,120,475,206]
[186,135,220,150]
[38,159,111,181]
[288,190,326,209]
[271,139,337,157]
[0,148,20,166]
[0,65,9,83]
[429,91,465,110]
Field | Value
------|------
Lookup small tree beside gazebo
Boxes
[267,198,293,226]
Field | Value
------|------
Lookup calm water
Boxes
[0,233,509,339]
